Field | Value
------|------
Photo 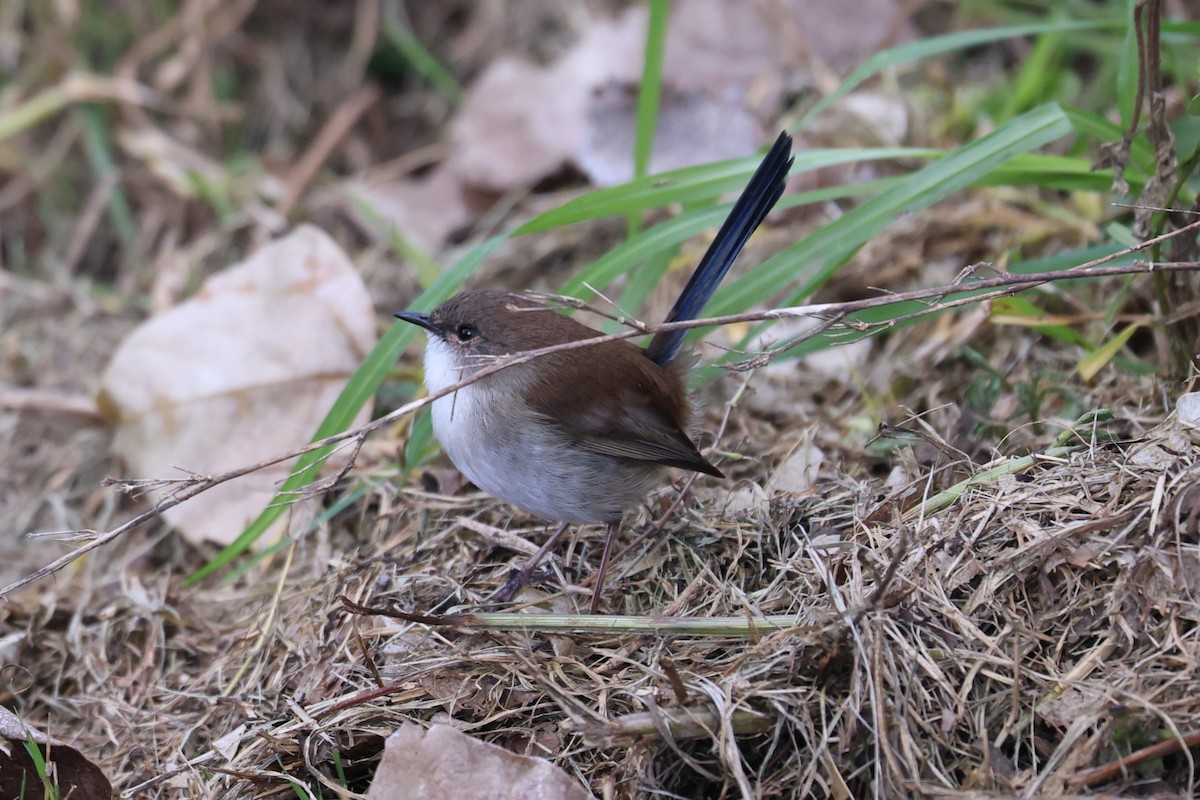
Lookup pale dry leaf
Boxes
[779,0,912,75]
[367,722,592,800]
[573,0,801,186]
[0,706,42,741]
[451,1,786,192]
[212,724,247,762]
[661,0,789,106]
[1037,683,1110,729]
[1178,392,1200,430]
[578,83,762,186]
[722,483,770,521]
[449,56,578,191]
[836,92,910,145]
[767,442,825,495]
[578,0,912,184]
[345,163,473,251]
[449,7,646,192]
[98,225,376,546]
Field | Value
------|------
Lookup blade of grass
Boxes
[1116,0,1139,129]
[707,104,1076,324]
[794,21,1112,130]
[381,19,464,104]
[0,80,75,143]
[999,23,1063,122]
[1078,321,1143,381]
[990,296,1091,347]
[403,409,437,475]
[755,241,1133,362]
[78,103,136,246]
[1063,106,1155,171]
[977,152,1127,193]
[633,0,668,183]
[625,0,669,265]
[676,104,1077,380]
[345,189,442,288]
[562,147,1111,307]
[559,175,902,299]
[523,147,940,232]
[612,245,675,332]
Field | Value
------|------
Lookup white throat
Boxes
[422,335,466,396]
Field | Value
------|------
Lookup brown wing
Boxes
[525,331,723,477]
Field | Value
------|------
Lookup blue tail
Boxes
[644,131,794,365]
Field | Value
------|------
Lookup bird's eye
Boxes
[455,324,478,342]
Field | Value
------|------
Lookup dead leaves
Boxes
[366,723,590,800]
[349,0,911,250]
[98,225,375,546]
[0,707,111,800]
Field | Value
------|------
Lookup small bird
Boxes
[396,131,793,612]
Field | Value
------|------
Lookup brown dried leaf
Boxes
[367,722,591,800]
[449,5,647,193]
[345,164,474,251]
[578,83,762,186]
[97,225,376,546]
[0,707,112,800]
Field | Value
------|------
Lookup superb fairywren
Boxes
[396,132,793,612]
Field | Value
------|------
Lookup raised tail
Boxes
[644,130,794,366]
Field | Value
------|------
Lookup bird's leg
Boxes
[589,519,622,614]
[491,521,571,603]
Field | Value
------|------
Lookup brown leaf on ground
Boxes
[367,723,592,800]
[363,0,911,243]
[345,163,474,251]
[96,225,376,546]
[0,707,112,800]
[578,83,763,186]
[448,8,646,192]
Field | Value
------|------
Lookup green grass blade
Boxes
[79,103,136,246]
[1062,106,1154,174]
[794,21,1111,130]
[381,20,464,104]
[627,0,669,239]
[772,241,1132,361]
[559,176,902,300]
[990,296,1091,347]
[1079,321,1142,381]
[634,0,668,181]
[403,409,437,475]
[1116,0,1139,129]
[612,246,675,332]
[1000,24,1062,122]
[977,152,1123,192]
[705,104,1076,325]
[521,147,939,232]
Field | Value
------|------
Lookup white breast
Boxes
[424,337,529,510]
[422,336,488,468]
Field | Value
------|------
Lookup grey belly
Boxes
[432,397,662,524]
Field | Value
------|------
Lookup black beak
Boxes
[393,310,438,335]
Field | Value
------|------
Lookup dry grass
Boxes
[7,333,1200,797]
